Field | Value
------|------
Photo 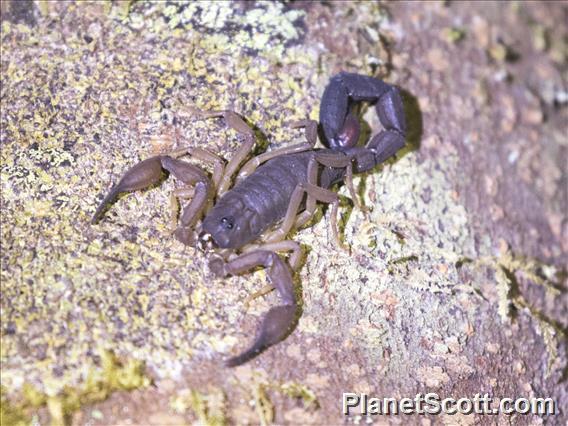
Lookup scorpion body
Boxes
[92,72,407,366]
[203,151,345,249]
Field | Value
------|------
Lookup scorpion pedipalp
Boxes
[208,249,297,367]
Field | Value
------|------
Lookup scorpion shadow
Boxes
[400,88,423,153]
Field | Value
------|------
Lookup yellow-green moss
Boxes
[1,350,149,425]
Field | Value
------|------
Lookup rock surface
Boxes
[1,1,566,424]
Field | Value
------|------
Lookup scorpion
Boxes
[92,72,406,367]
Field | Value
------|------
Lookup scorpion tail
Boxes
[224,305,296,367]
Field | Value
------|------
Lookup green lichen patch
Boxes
[153,2,305,56]
[472,248,564,376]
[275,381,318,409]
[1,387,32,426]
[170,387,226,426]
[0,350,149,426]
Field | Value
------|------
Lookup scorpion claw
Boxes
[218,250,297,366]
[224,305,296,367]
[91,156,166,223]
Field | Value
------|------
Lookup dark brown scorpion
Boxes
[92,72,406,367]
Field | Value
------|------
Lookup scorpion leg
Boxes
[344,159,368,215]
[159,157,213,245]
[199,110,256,196]
[168,146,225,192]
[265,158,318,241]
[266,180,346,250]
[292,155,324,229]
[314,151,367,213]
[260,156,347,249]
[169,189,194,233]
[209,250,297,367]
[237,119,318,182]
[225,238,303,311]
[290,119,319,146]
[266,156,317,241]
[243,240,302,271]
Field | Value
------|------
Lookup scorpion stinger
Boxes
[319,71,406,159]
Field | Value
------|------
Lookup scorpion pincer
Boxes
[91,72,407,367]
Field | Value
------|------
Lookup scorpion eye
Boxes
[221,217,234,230]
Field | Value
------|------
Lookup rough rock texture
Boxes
[1,1,566,425]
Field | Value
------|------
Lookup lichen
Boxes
[170,387,227,426]
[253,382,273,426]
[1,350,149,425]
[274,381,318,409]
[1,387,33,426]
[472,248,563,376]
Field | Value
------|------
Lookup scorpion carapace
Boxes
[92,72,407,367]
